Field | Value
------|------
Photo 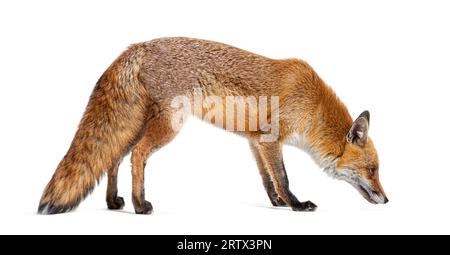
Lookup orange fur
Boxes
[38,37,386,214]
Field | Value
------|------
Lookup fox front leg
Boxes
[253,141,317,211]
[249,140,286,206]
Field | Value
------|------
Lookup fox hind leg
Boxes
[106,163,125,210]
[131,112,180,214]
[249,141,286,206]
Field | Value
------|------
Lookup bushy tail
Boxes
[38,46,148,214]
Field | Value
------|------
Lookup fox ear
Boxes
[346,110,370,147]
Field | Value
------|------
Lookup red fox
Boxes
[38,37,388,214]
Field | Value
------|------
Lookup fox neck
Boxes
[286,76,353,171]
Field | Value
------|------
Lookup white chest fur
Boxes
[284,132,337,171]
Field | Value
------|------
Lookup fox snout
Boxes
[353,180,388,204]
[371,178,389,204]
[368,191,389,204]
[367,190,389,204]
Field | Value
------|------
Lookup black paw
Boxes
[270,197,287,207]
[107,196,125,210]
[292,200,317,212]
[135,200,153,215]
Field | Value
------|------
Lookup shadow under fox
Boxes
[38,37,388,214]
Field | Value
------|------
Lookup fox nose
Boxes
[383,197,389,204]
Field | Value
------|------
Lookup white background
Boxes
[0,0,449,234]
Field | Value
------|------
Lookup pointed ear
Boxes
[346,110,370,147]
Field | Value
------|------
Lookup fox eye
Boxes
[369,167,375,176]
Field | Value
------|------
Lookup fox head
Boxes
[335,111,388,204]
